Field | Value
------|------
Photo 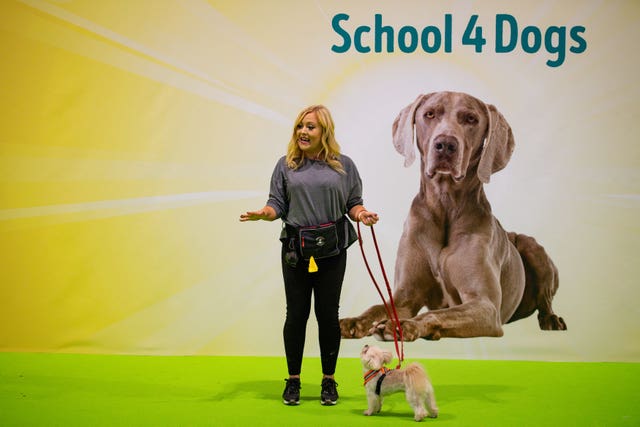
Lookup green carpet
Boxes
[0,353,637,426]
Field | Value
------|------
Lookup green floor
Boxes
[0,352,637,426]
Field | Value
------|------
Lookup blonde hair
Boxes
[285,105,345,174]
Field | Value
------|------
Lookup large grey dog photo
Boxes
[341,91,567,342]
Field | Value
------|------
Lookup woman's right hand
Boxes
[239,206,276,222]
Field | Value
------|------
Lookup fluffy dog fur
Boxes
[361,344,438,421]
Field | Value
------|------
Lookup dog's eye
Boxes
[465,114,478,124]
[425,110,435,119]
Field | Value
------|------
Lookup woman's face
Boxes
[296,111,323,157]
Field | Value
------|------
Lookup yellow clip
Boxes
[308,256,318,273]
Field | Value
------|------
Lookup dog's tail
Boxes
[403,362,429,394]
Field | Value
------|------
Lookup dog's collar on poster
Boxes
[363,366,391,386]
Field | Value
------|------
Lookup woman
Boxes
[239,105,379,406]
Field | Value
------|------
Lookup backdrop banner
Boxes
[0,0,638,362]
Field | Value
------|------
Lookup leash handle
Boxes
[357,221,404,369]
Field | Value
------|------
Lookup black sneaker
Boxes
[320,378,338,405]
[282,378,301,405]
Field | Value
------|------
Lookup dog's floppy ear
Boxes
[477,104,515,184]
[382,349,393,365]
[392,94,430,167]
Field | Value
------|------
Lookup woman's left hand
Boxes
[358,210,379,226]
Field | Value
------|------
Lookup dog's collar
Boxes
[363,367,391,386]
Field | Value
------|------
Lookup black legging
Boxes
[281,245,347,376]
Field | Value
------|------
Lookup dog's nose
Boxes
[433,135,458,156]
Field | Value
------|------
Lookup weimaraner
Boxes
[341,91,567,341]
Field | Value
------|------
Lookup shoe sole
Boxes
[283,399,300,406]
[320,399,337,405]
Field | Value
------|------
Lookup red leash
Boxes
[356,221,404,369]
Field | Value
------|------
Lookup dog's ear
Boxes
[477,104,515,184]
[392,94,430,167]
[383,350,393,365]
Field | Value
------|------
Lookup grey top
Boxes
[266,155,364,229]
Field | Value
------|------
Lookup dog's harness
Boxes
[363,367,392,396]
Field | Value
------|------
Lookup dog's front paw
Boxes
[538,313,567,331]
[363,405,381,416]
[340,317,373,338]
[371,319,421,341]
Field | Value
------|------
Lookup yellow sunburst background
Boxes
[1,0,638,361]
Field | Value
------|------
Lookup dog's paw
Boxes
[340,317,372,338]
[538,313,567,331]
[370,319,421,341]
[363,405,381,416]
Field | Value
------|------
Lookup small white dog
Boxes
[360,344,438,421]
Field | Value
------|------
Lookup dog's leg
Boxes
[364,393,382,416]
[375,236,508,340]
[341,304,389,338]
[507,232,567,330]
[341,281,428,339]
[406,389,428,421]
[341,249,435,339]
[341,210,443,339]
[425,388,439,418]
[373,298,504,341]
